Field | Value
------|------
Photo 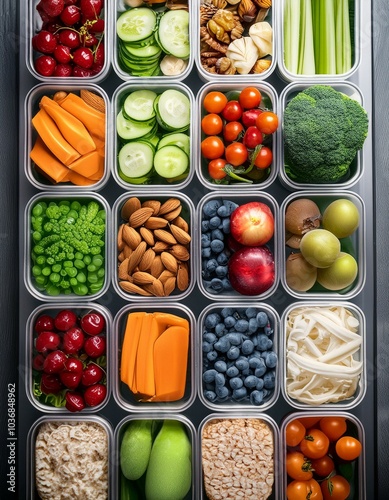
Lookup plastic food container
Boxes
[195,0,276,82]
[197,80,279,190]
[26,302,112,413]
[27,415,113,499]
[199,413,280,500]
[280,412,366,499]
[24,191,111,301]
[112,81,195,190]
[281,301,366,410]
[198,302,280,411]
[24,83,110,191]
[26,0,111,82]
[281,191,366,299]
[278,81,367,190]
[276,0,361,82]
[112,191,195,301]
[113,303,196,412]
[113,0,194,81]
[197,191,279,301]
[115,414,197,500]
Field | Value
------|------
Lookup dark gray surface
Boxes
[0,0,387,497]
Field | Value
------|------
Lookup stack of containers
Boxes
[20,0,369,498]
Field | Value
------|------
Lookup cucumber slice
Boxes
[153,145,189,178]
[123,90,157,122]
[157,10,190,59]
[155,89,190,131]
[158,132,190,156]
[117,110,155,140]
[117,8,157,43]
[121,42,162,59]
[118,141,154,179]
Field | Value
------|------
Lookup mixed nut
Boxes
[117,196,191,297]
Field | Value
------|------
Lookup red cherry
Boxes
[54,309,78,331]
[82,363,103,386]
[34,314,54,332]
[84,336,106,358]
[36,1,56,23]
[43,350,67,373]
[72,47,94,68]
[80,0,102,20]
[41,373,63,394]
[84,383,106,406]
[62,326,84,354]
[39,0,65,18]
[33,30,57,54]
[81,312,105,336]
[33,354,45,371]
[58,29,81,49]
[53,44,71,63]
[34,55,57,76]
[59,358,83,389]
[36,331,61,353]
[93,42,104,66]
[81,33,98,47]
[65,391,85,412]
[72,65,93,77]
[53,63,73,77]
[60,4,81,25]
[88,18,104,33]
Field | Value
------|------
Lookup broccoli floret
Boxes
[283,85,369,183]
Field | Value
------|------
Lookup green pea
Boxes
[32,265,42,276]
[71,201,81,212]
[67,252,75,260]
[60,269,67,276]
[46,284,60,296]
[87,272,98,284]
[63,260,73,268]
[32,231,42,241]
[52,264,61,273]
[49,273,61,284]
[83,255,92,265]
[68,210,79,220]
[33,245,44,255]
[87,264,96,272]
[92,255,103,268]
[42,267,51,277]
[46,257,55,265]
[66,267,78,278]
[35,275,47,286]
[97,268,105,278]
[76,271,86,283]
[89,281,104,294]
[70,278,78,286]
[75,252,84,260]
[73,283,88,296]
[36,256,46,266]
[32,203,44,216]
[74,259,85,270]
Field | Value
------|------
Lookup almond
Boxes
[129,207,154,228]
[122,225,142,250]
[147,279,165,297]
[162,205,182,221]
[139,227,155,247]
[117,223,125,251]
[150,255,164,277]
[158,269,176,284]
[80,89,106,113]
[177,262,189,291]
[119,281,152,296]
[142,199,161,215]
[138,248,155,271]
[152,241,170,253]
[118,258,130,280]
[169,244,190,262]
[121,197,141,221]
[158,198,181,216]
[172,216,189,232]
[161,251,178,273]
[163,276,177,296]
[128,241,147,273]
[144,216,169,230]
[132,271,156,285]
[169,224,191,244]
[118,250,125,263]
[123,245,133,259]
[154,229,177,245]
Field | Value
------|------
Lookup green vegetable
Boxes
[145,420,191,500]
[283,85,368,183]
[30,199,106,296]
[120,473,141,500]
[120,420,153,481]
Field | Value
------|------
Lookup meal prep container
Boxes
[113,0,194,82]
[281,191,366,299]
[24,83,110,191]
[196,80,279,190]
[24,191,111,301]
[280,411,366,499]
[278,81,367,191]
[112,81,195,190]
[26,0,112,83]
[281,301,366,410]
[197,190,280,301]
[25,302,112,413]
[27,415,114,499]
[113,303,196,412]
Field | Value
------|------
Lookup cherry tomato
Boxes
[256,111,279,134]
[222,100,243,122]
[254,146,273,169]
[286,451,313,481]
[201,136,225,160]
[300,429,330,460]
[286,479,323,500]
[310,455,335,477]
[298,417,322,429]
[201,113,224,136]
[286,419,306,447]
[335,436,362,461]
[243,126,263,149]
[208,158,228,180]
[223,121,244,142]
[319,417,347,442]
[239,87,262,109]
[225,142,248,166]
[203,91,228,114]
[321,475,350,500]
[242,108,263,128]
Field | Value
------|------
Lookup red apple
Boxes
[228,246,275,295]
[230,202,274,246]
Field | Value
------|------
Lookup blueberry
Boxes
[235,319,249,333]
[204,390,217,402]
[206,258,218,272]
[216,205,229,218]
[254,359,267,377]
[226,365,239,378]
[203,369,217,383]
[227,346,240,360]
[210,278,224,293]
[201,220,210,232]
[232,387,247,400]
[256,378,264,390]
[210,239,224,253]
[209,216,222,229]
[221,278,233,291]
[250,390,264,405]
[241,339,254,355]
[214,338,231,353]
[206,350,218,362]
[215,372,226,386]
[257,334,272,351]
[256,311,269,328]
[202,341,213,353]
[201,233,211,248]
[248,317,259,334]
[225,332,244,346]
[203,332,217,344]
[215,322,226,337]
[263,370,275,389]
[244,375,259,388]
[220,200,239,216]
[202,267,212,280]
[214,360,227,373]
[265,351,278,368]
[203,199,222,218]
[229,377,243,390]
[211,229,224,241]
[216,251,229,265]
[215,385,229,399]
[215,265,228,278]
[235,357,249,371]
[264,323,273,336]
[224,315,236,328]
[221,217,230,234]
[221,307,234,318]
[245,307,258,319]
[248,356,262,369]
[204,313,221,329]
[202,248,212,259]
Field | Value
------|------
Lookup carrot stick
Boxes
[120,312,147,393]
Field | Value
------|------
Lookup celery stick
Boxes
[297,0,315,74]
[316,0,337,74]
[284,0,301,74]
[335,0,352,73]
